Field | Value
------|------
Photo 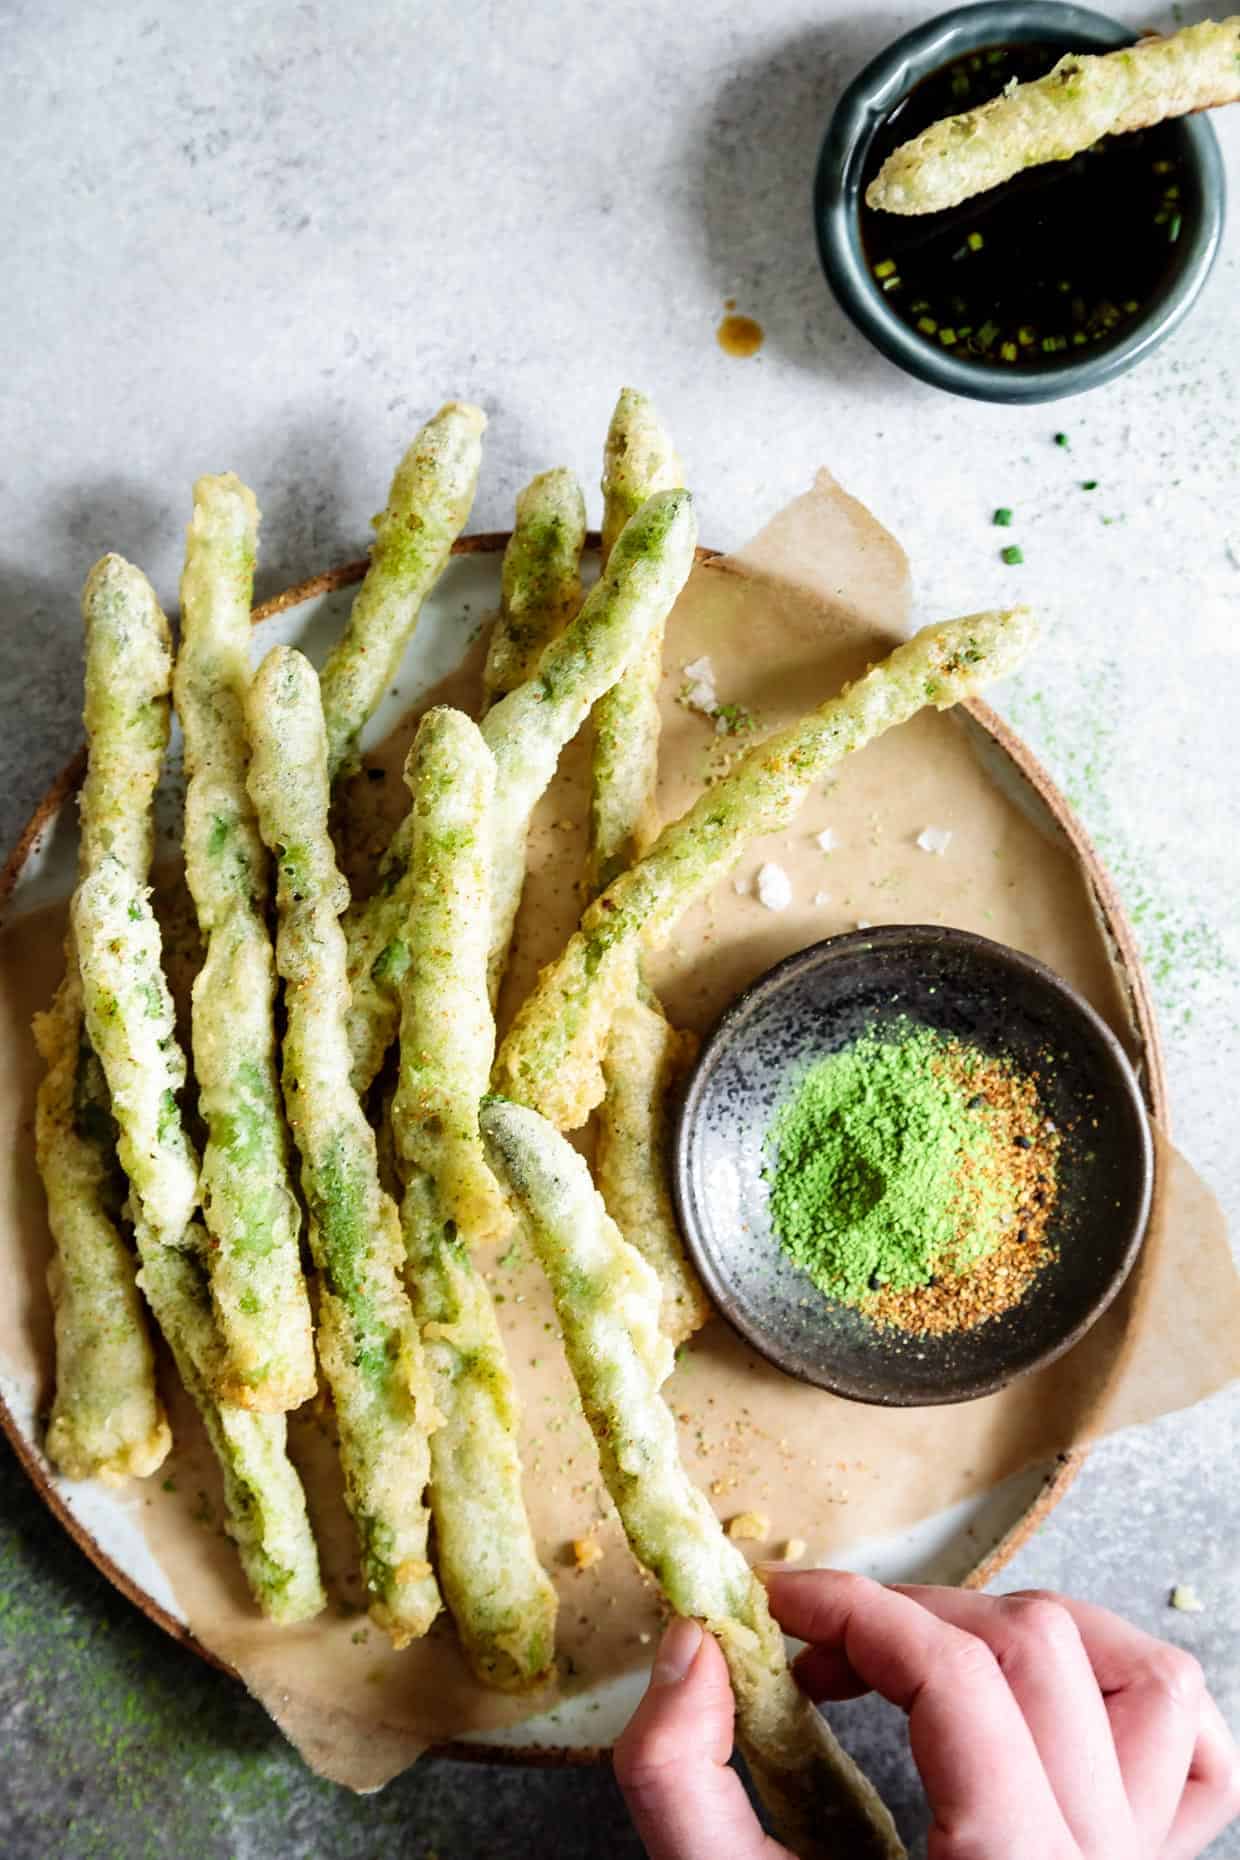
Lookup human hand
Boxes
[613,1571,1240,1860]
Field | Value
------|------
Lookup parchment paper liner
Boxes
[0,472,1235,1789]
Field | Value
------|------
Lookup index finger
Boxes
[763,1570,1071,1848]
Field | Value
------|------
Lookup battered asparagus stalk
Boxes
[594,990,710,1344]
[344,487,698,1088]
[37,556,173,1481]
[482,1101,905,1860]
[36,983,168,1481]
[319,402,487,778]
[245,647,442,1646]
[71,862,199,1252]
[138,1248,326,1624]
[591,391,707,1338]
[482,468,586,708]
[393,709,509,1244]
[175,474,315,1410]
[867,18,1240,215]
[74,859,324,1622]
[495,607,1038,1129]
[392,708,557,1691]
[591,387,683,891]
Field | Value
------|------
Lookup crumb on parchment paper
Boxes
[568,1533,604,1572]
[726,1511,770,1543]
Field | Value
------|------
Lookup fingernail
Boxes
[651,1617,702,1686]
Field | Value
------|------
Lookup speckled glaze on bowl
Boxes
[672,925,1154,1406]
[814,1,1226,404]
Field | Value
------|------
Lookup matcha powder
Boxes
[765,1021,1049,1312]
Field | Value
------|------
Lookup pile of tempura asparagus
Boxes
[35,390,1036,1859]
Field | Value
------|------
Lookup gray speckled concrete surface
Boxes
[2,1,1238,1854]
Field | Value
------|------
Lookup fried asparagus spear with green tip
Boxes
[392,707,557,1691]
[482,1101,905,1860]
[319,402,487,778]
[591,387,684,891]
[867,17,1240,215]
[591,391,707,1340]
[36,556,172,1482]
[482,468,587,708]
[496,607,1038,1130]
[245,647,442,1646]
[74,859,324,1622]
[343,487,698,1088]
[176,473,315,1411]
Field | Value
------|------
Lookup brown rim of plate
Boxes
[0,534,1168,1767]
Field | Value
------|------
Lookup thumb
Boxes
[613,1617,791,1860]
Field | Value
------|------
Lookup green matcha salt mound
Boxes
[765,1021,1018,1305]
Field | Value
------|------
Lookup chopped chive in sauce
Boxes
[1001,545,1024,566]
[1054,432,1070,448]
[993,507,1014,527]
[1081,479,1099,491]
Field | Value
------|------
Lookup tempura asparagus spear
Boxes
[74,858,324,1622]
[70,860,198,1252]
[319,402,487,779]
[591,391,707,1339]
[36,560,172,1481]
[867,17,1240,215]
[392,708,557,1691]
[393,709,509,1244]
[481,486,695,999]
[175,474,315,1410]
[482,1102,904,1860]
[343,487,698,1088]
[496,607,1038,1129]
[594,991,710,1344]
[245,646,442,1645]
[482,468,586,708]
[591,387,683,891]
[139,1247,326,1623]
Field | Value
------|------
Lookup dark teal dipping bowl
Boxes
[814,1,1226,403]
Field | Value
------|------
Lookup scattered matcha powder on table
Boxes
[765,1021,1059,1332]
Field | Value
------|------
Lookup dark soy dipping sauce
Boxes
[859,42,1194,367]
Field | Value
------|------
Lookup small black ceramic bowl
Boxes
[814,2,1225,403]
[672,926,1153,1405]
